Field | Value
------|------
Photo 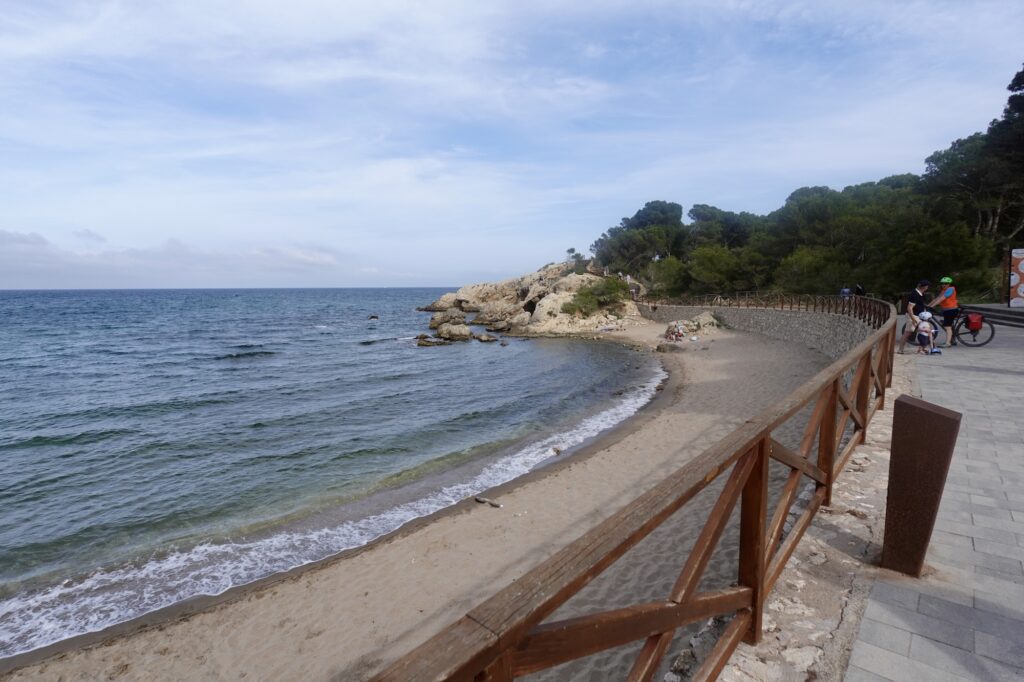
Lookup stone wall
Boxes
[638,303,873,360]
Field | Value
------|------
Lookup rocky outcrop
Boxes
[420,263,644,338]
[418,292,458,312]
[436,323,473,341]
[428,308,466,329]
[474,333,498,343]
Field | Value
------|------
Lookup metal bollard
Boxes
[881,395,962,577]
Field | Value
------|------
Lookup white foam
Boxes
[0,366,665,658]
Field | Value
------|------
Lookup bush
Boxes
[562,277,631,317]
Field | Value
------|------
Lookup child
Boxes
[916,312,941,354]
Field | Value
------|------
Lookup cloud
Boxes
[1,1,1023,287]
[73,228,106,243]
[0,230,360,288]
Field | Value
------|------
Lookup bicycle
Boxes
[948,308,996,347]
[902,308,996,348]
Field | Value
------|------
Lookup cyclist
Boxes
[928,276,959,347]
[897,279,930,354]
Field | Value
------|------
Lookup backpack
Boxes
[965,312,984,331]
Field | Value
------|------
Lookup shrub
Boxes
[561,277,631,317]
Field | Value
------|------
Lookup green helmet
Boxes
[940,276,953,284]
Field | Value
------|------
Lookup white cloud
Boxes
[0,1,1022,287]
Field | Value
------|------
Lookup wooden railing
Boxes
[375,296,896,682]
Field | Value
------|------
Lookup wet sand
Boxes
[4,321,829,681]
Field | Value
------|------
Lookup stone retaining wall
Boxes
[637,303,873,360]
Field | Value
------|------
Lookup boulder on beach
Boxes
[474,333,498,343]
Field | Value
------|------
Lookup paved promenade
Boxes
[847,323,1024,681]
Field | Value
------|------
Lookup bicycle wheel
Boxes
[954,319,996,347]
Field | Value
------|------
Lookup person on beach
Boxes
[928,276,959,347]
[915,312,939,354]
[897,279,930,354]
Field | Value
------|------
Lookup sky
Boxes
[1,1,1023,288]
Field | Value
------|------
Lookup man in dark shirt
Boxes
[898,280,931,353]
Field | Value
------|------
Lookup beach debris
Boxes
[474,496,503,508]
[552,447,562,455]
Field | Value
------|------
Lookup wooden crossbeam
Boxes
[690,610,753,682]
[837,386,865,430]
[768,439,826,484]
[796,391,829,458]
[765,487,826,592]
[512,588,752,676]
[626,450,757,680]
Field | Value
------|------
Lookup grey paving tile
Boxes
[845,665,891,682]
[927,541,1024,575]
[974,590,1024,623]
[849,640,971,682]
[972,513,1024,535]
[934,518,1021,545]
[918,594,1024,646]
[871,581,920,611]
[975,565,1024,587]
[976,631,1024,668]
[975,538,1024,563]
[909,634,1024,682]
[863,600,973,651]
[858,617,912,656]
[932,529,974,549]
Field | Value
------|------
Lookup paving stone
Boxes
[975,631,1024,668]
[857,617,912,656]
[870,581,920,611]
[934,518,1020,545]
[909,634,1023,682]
[844,665,891,682]
[974,538,1024,563]
[918,594,1024,646]
[863,600,973,651]
[849,640,971,682]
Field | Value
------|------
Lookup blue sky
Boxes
[1,1,1022,288]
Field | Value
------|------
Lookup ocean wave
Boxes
[214,351,277,360]
[0,365,666,659]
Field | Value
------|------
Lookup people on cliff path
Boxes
[928,276,959,347]
[897,279,931,354]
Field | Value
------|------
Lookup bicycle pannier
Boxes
[965,312,984,331]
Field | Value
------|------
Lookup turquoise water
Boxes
[0,289,663,657]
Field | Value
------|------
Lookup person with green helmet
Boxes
[928,276,959,346]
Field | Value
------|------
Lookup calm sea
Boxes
[0,289,662,658]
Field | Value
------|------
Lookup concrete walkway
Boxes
[846,324,1024,681]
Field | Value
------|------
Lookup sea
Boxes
[0,288,664,659]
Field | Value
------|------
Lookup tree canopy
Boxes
[588,63,1024,302]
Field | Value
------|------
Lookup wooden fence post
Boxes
[738,440,768,644]
[818,380,839,506]
[855,352,871,443]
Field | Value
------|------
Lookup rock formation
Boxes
[420,263,644,339]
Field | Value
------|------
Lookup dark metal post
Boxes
[881,395,962,576]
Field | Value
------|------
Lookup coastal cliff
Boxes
[420,263,644,340]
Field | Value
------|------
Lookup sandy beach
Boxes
[4,321,830,681]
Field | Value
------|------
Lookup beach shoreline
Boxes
[0,322,677,676]
[4,320,831,680]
